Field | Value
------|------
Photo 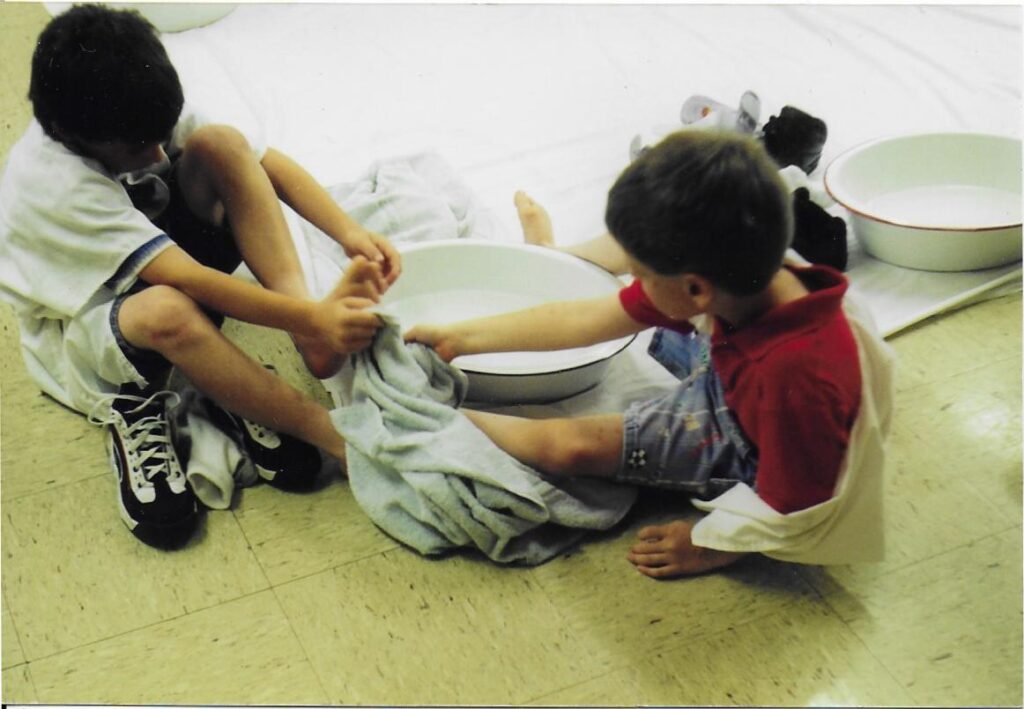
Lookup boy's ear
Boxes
[683,273,715,310]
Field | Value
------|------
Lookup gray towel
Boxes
[331,318,637,565]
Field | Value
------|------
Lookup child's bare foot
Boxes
[331,256,386,302]
[293,334,344,379]
[293,257,386,379]
[627,520,747,578]
[514,191,555,247]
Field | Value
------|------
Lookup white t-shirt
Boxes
[0,104,266,409]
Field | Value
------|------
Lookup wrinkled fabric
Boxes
[690,293,895,564]
[332,317,637,566]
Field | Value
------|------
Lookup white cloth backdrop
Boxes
[157,3,1021,412]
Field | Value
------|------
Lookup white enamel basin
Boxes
[824,132,1022,271]
[381,240,635,403]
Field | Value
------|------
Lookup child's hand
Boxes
[311,296,382,355]
[404,324,461,363]
[342,227,402,286]
[320,256,388,352]
[627,520,746,578]
[298,257,387,369]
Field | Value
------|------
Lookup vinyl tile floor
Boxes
[1,4,1022,706]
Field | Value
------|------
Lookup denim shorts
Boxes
[109,282,178,383]
[615,328,758,499]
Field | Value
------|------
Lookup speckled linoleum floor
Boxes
[2,4,1022,706]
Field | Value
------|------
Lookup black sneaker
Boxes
[228,412,322,491]
[93,386,198,549]
[791,187,849,271]
[199,375,322,492]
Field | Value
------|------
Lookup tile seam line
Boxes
[829,525,1024,706]
[807,521,1024,624]
[0,469,107,505]
[268,584,332,705]
[262,543,403,589]
[891,350,1022,396]
[15,585,277,665]
[0,588,30,672]
[0,659,42,705]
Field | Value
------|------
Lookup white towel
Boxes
[294,152,504,301]
[332,317,638,566]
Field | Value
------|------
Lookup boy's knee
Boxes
[118,286,213,355]
[539,420,613,475]
[182,124,252,168]
[177,125,255,226]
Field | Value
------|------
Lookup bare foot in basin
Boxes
[514,191,555,248]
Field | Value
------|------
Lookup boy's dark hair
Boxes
[29,4,184,146]
[606,131,793,295]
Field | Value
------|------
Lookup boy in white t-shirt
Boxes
[0,4,398,548]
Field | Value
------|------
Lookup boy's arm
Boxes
[138,246,383,353]
[260,148,401,284]
[404,292,646,362]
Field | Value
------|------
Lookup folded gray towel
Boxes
[331,318,637,565]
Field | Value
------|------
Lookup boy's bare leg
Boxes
[118,286,346,462]
[463,409,623,478]
[466,408,746,578]
[514,191,556,247]
[513,191,630,275]
[565,235,631,276]
[177,126,306,295]
[176,125,341,377]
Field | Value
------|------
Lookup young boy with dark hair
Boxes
[407,131,895,578]
[0,5,398,548]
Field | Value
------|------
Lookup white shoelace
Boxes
[89,391,181,482]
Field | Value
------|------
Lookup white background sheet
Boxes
[157,3,1021,409]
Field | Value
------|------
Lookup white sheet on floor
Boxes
[161,4,1021,343]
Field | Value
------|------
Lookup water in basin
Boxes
[866,184,1021,228]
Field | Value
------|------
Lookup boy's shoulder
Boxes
[719,265,863,393]
[740,265,894,408]
[1,120,167,301]
[3,121,125,224]
[4,121,106,198]
[724,265,853,356]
